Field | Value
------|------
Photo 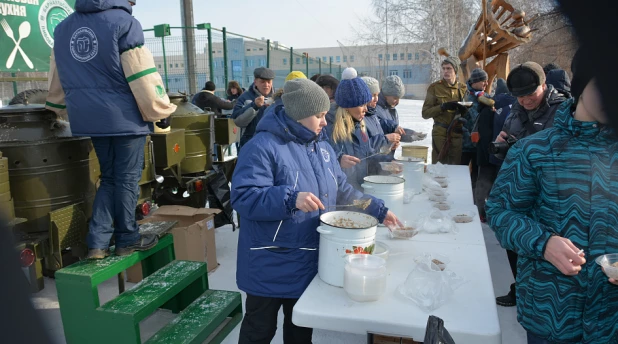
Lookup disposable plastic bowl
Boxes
[373,241,390,260]
[449,210,476,223]
[595,253,618,279]
[433,201,453,211]
[380,162,404,175]
[344,254,387,302]
[414,252,451,271]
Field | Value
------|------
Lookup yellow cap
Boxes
[285,71,307,82]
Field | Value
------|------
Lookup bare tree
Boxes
[352,0,576,80]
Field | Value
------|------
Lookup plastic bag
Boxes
[423,316,456,344]
[403,189,417,204]
[423,175,442,191]
[422,210,457,234]
[427,162,448,178]
[398,256,464,312]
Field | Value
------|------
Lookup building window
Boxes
[170,64,173,68]
[302,57,307,64]
[386,54,390,61]
[336,56,341,63]
[393,53,397,61]
[403,69,412,79]
[245,60,249,67]
[158,64,162,69]
[322,56,327,62]
[283,58,287,65]
[350,55,355,62]
[181,63,184,67]
[378,54,383,61]
[253,48,257,51]
[389,70,398,76]
[247,76,252,84]
[296,57,301,64]
[246,49,251,52]
[259,48,264,51]
[408,53,412,60]
[214,61,218,68]
[415,53,420,60]
[310,59,313,64]
[250,60,255,67]
[400,53,404,60]
[343,56,347,62]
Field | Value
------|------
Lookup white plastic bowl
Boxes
[373,241,390,260]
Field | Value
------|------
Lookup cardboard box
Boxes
[136,205,221,277]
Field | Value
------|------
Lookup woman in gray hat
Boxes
[231,78,400,344]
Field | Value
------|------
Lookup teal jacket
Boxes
[486,98,618,343]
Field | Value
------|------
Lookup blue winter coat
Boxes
[53,0,151,137]
[325,120,374,190]
[365,107,393,175]
[231,107,388,298]
[463,82,481,152]
[375,93,400,133]
[231,83,274,148]
[486,99,618,343]
[488,92,516,166]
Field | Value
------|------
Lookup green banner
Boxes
[0,0,75,72]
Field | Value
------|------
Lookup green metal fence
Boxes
[1,23,344,105]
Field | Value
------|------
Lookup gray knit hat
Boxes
[282,79,331,121]
[442,56,461,74]
[361,76,380,94]
[469,68,488,84]
[382,75,405,98]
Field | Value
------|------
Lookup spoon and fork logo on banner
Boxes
[1,19,34,69]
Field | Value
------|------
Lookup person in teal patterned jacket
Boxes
[486,50,618,344]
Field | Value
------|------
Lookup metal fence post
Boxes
[305,54,309,77]
[290,47,293,73]
[223,27,229,88]
[11,73,17,97]
[207,26,214,82]
[161,36,169,90]
[319,59,321,74]
[339,65,342,79]
[266,39,271,68]
[329,58,332,75]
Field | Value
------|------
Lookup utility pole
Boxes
[180,0,197,94]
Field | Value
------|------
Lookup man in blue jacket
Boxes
[46,0,176,259]
[232,67,275,149]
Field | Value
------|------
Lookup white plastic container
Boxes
[317,211,378,287]
[395,157,424,195]
[361,175,405,216]
[344,254,387,302]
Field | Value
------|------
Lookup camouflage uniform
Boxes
[422,79,467,164]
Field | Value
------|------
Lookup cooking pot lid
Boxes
[320,211,378,229]
[363,175,405,184]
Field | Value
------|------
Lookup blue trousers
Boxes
[87,135,146,249]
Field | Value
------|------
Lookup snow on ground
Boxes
[32,100,526,344]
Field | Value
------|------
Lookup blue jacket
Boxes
[53,0,151,137]
[324,120,374,190]
[375,93,400,133]
[231,83,274,148]
[231,107,388,298]
[486,99,618,343]
[365,107,393,175]
[488,92,516,166]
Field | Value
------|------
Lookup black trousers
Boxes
[507,249,518,294]
[460,151,478,191]
[474,164,499,217]
[238,294,313,344]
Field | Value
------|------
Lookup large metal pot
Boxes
[362,175,405,216]
[168,93,214,174]
[0,105,99,233]
[317,211,378,287]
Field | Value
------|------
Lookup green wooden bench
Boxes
[56,231,242,344]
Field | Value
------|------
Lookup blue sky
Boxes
[132,0,373,49]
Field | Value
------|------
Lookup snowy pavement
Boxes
[32,100,527,343]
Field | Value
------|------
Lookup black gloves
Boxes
[441,101,469,115]
[156,117,171,129]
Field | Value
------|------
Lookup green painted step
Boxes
[145,290,242,344]
[56,232,174,286]
[98,260,206,322]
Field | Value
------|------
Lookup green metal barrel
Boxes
[0,106,99,233]
[168,93,213,174]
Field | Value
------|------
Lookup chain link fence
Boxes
[1,25,344,106]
